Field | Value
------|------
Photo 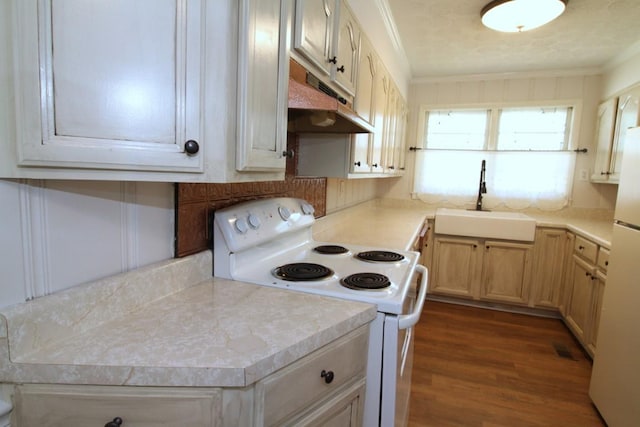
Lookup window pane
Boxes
[425,110,487,149]
[497,107,571,150]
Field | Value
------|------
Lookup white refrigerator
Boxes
[589,127,640,426]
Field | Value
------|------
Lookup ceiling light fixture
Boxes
[481,0,568,33]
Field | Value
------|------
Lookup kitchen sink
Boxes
[434,208,536,241]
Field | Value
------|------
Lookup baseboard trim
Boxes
[425,294,562,319]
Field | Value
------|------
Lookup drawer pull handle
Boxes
[578,245,585,250]
[104,417,123,427]
[321,369,335,384]
[605,261,609,266]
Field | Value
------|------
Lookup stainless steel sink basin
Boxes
[434,208,536,241]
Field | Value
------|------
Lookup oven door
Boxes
[381,264,428,427]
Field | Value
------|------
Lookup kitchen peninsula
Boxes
[0,251,376,425]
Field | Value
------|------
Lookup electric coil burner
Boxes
[356,250,405,263]
[341,272,391,290]
[273,263,334,281]
[313,245,349,255]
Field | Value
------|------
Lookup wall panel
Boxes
[0,180,173,309]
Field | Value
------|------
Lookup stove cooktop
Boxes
[229,240,419,314]
[212,197,421,314]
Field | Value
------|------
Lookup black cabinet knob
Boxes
[184,140,199,155]
[321,369,334,384]
[282,149,294,159]
[354,161,361,167]
[104,417,123,427]
[372,163,378,168]
[328,56,337,64]
[337,65,345,73]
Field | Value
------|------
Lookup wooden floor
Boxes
[408,301,606,427]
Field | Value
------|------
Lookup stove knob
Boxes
[247,213,261,229]
[278,206,291,221]
[234,218,249,234]
[301,202,315,215]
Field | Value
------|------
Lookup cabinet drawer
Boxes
[15,384,221,427]
[574,236,598,263]
[597,247,610,272]
[256,325,368,427]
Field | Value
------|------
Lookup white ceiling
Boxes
[385,0,640,79]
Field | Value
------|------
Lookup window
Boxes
[413,104,577,210]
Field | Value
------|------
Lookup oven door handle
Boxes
[398,264,428,330]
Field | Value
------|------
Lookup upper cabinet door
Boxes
[591,98,618,182]
[293,0,335,78]
[332,1,360,96]
[610,90,640,181]
[15,0,204,172]
[236,0,289,172]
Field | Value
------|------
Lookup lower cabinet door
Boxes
[565,255,596,343]
[283,379,365,427]
[480,241,533,304]
[15,384,221,427]
[431,237,482,299]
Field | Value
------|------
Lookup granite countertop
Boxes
[0,251,376,388]
[315,200,614,249]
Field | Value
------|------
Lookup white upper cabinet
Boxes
[2,0,288,182]
[14,0,204,173]
[592,88,640,184]
[333,1,360,96]
[293,0,335,79]
[293,0,360,98]
[591,98,618,182]
[610,89,640,182]
[236,0,290,172]
[351,36,377,174]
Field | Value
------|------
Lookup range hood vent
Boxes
[288,59,373,134]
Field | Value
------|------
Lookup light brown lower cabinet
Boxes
[530,228,571,308]
[587,270,606,355]
[428,227,610,358]
[480,241,533,304]
[565,254,596,342]
[431,236,482,299]
[431,236,533,304]
[558,232,608,358]
[13,326,369,427]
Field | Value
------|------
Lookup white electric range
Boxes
[213,197,428,427]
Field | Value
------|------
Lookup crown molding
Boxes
[373,0,409,66]
[411,67,604,84]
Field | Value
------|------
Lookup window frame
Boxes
[416,100,582,152]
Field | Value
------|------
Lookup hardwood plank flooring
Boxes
[408,301,605,427]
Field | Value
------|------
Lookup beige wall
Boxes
[325,177,388,213]
[380,72,620,210]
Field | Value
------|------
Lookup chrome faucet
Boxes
[476,159,487,211]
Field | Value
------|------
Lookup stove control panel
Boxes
[213,198,316,252]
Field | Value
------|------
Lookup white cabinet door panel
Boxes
[293,0,334,77]
[236,0,289,171]
[16,0,204,172]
